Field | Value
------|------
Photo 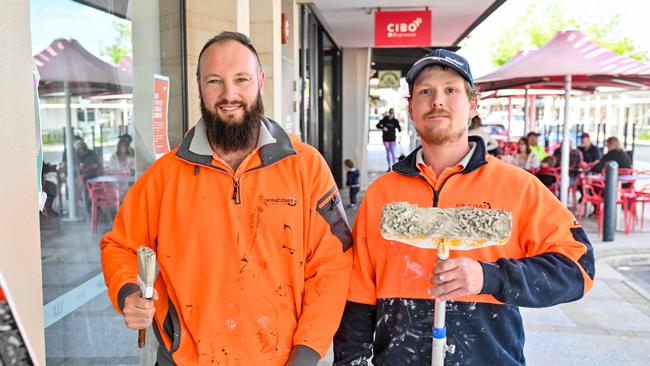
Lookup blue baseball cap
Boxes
[405,49,474,89]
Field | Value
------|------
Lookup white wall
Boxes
[342,48,371,187]
[1,1,45,364]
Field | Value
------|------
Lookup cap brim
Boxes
[406,57,473,86]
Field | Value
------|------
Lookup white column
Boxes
[560,75,571,206]
[1,1,46,363]
[342,48,371,188]
[237,0,250,35]
[250,0,282,121]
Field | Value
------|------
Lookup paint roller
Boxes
[381,202,512,366]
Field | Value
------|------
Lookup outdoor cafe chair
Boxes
[536,166,561,197]
[101,168,133,199]
[635,184,650,230]
[577,178,604,233]
[86,181,120,234]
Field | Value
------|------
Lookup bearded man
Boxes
[101,32,352,366]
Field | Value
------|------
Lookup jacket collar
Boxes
[176,117,296,167]
[393,135,488,177]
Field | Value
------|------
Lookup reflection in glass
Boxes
[31,0,183,363]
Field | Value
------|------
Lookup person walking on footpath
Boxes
[334,49,595,366]
[344,159,360,208]
[100,31,352,366]
[376,108,401,171]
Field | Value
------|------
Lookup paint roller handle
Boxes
[432,240,450,366]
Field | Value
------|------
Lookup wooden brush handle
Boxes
[138,329,146,348]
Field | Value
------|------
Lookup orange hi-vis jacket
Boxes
[101,118,352,365]
[334,136,595,366]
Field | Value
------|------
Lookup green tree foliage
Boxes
[490,2,648,66]
[100,20,132,64]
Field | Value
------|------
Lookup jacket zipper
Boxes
[422,171,462,207]
[232,177,241,204]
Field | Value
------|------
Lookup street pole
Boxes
[603,161,618,242]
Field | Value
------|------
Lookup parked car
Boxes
[484,110,525,138]
[480,123,508,141]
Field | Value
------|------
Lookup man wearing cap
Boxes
[526,131,547,160]
[579,132,602,164]
[333,49,594,366]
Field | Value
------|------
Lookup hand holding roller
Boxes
[381,202,512,366]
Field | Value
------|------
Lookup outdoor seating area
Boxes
[526,162,650,234]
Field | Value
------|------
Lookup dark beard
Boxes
[200,92,264,153]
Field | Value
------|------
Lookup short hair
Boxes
[469,115,482,130]
[541,156,556,166]
[606,136,621,150]
[196,31,262,77]
[344,159,355,168]
[408,65,479,101]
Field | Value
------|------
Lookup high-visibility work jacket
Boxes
[101,118,352,365]
[334,136,594,366]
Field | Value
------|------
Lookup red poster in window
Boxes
[374,10,431,47]
[153,74,170,159]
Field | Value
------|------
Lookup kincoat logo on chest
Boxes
[263,196,297,207]
[456,201,492,210]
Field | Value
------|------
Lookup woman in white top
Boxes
[107,138,135,172]
[512,137,540,171]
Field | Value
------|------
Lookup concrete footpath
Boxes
[319,142,650,366]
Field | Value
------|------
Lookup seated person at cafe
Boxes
[468,116,499,155]
[553,139,584,186]
[527,131,547,160]
[591,136,632,173]
[75,140,102,180]
[42,162,59,216]
[511,137,540,171]
[107,138,135,173]
[536,156,558,189]
[578,132,602,164]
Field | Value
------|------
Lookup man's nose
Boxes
[430,91,445,107]
[220,81,239,101]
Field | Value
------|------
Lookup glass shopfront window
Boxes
[299,5,343,186]
[31,0,186,364]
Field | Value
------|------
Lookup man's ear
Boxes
[469,97,478,117]
[196,75,202,99]
[258,69,265,96]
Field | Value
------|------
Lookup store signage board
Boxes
[374,10,432,47]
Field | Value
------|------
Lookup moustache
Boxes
[215,99,247,109]
[423,108,451,119]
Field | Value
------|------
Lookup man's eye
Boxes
[419,89,432,95]
[208,79,222,85]
[237,78,251,84]
[447,87,458,93]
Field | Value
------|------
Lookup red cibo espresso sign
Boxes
[375,10,432,47]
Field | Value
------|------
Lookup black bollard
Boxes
[602,161,619,242]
